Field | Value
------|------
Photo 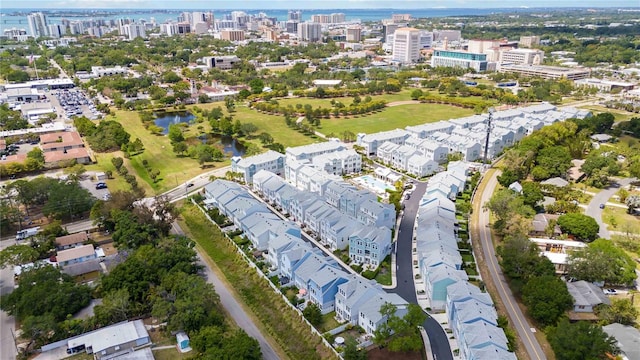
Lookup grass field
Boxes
[602,206,640,235]
[275,90,413,109]
[178,203,338,360]
[318,103,474,135]
[84,152,154,195]
[579,105,637,122]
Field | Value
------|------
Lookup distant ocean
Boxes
[0,7,626,35]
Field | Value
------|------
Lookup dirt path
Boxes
[386,100,421,107]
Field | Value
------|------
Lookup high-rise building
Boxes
[392,27,421,64]
[297,22,322,42]
[419,31,433,49]
[116,18,131,37]
[392,14,412,22]
[499,48,544,65]
[47,24,64,38]
[288,10,302,22]
[431,50,488,72]
[346,27,361,42]
[27,12,48,38]
[126,23,146,40]
[285,21,299,34]
[221,30,245,41]
[331,13,346,23]
[382,23,399,43]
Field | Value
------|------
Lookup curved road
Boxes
[387,181,453,360]
[475,170,546,360]
[584,178,635,239]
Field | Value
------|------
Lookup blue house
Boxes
[424,264,468,311]
[308,266,350,314]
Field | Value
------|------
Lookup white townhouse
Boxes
[459,321,514,360]
[239,211,301,251]
[407,155,439,177]
[285,159,341,195]
[450,297,499,340]
[267,233,310,273]
[445,281,494,325]
[311,149,362,175]
[357,129,410,156]
[285,140,346,163]
[319,213,361,250]
[348,226,392,269]
[447,115,487,130]
[405,121,455,138]
[231,150,286,184]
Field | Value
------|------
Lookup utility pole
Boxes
[483,107,495,164]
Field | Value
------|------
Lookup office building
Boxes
[221,29,245,41]
[382,23,399,43]
[346,27,361,42]
[392,28,421,64]
[431,49,488,72]
[392,14,412,22]
[331,13,346,23]
[285,21,299,34]
[419,31,433,49]
[519,35,540,48]
[27,12,48,38]
[203,55,240,70]
[298,22,322,42]
[499,48,544,65]
[498,64,590,80]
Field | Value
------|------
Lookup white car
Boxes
[603,288,617,295]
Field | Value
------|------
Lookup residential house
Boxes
[56,244,97,267]
[357,292,408,335]
[602,323,640,360]
[348,226,392,268]
[232,150,285,184]
[530,238,587,274]
[66,320,150,360]
[335,275,383,324]
[566,280,610,313]
[291,252,337,290]
[55,232,88,250]
[423,264,469,311]
[320,213,360,250]
[308,266,350,314]
[357,129,410,156]
[203,180,243,209]
[467,344,517,360]
[405,121,455,138]
[459,321,514,360]
[407,155,439,177]
[240,211,300,251]
[311,149,362,175]
[446,281,493,325]
[267,233,309,272]
[450,298,499,340]
[286,140,346,163]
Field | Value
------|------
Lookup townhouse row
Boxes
[203,179,408,334]
[231,142,361,184]
[357,103,591,177]
[414,165,516,360]
[252,169,393,268]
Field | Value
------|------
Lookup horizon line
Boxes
[4,6,640,9]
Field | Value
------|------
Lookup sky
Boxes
[6,0,640,9]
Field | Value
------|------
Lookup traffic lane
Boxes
[1,263,17,360]
[585,178,635,240]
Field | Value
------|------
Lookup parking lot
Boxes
[79,178,111,200]
[49,89,102,121]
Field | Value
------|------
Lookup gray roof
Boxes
[294,253,332,285]
[454,298,498,325]
[309,266,349,288]
[446,282,493,306]
[540,177,569,187]
[603,323,640,360]
[205,180,242,199]
[566,281,610,307]
[359,292,408,324]
[461,321,509,351]
[468,344,517,360]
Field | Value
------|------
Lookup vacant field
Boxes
[195,103,318,148]
[105,109,225,194]
[579,105,637,122]
[318,103,474,135]
[602,206,640,235]
[84,151,154,195]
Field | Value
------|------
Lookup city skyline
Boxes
[6,0,640,10]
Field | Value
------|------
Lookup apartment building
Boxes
[231,150,286,184]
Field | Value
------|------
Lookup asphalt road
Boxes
[475,170,546,360]
[0,258,17,360]
[171,222,280,360]
[387,181,453,360]
[584,178,635,240]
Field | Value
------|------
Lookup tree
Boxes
[374,303,426,352]
[0,244,39,268]
[172,141,188,156]
[240,122,259,138]
[249,78,264,94]
[598,298,638,326]
[93,289,132,326]
[168,124,184,143]
[626,195,640,214]
[547,319,617,360]
[0,265,91,322]
[521,181,544,208]
[498,235,555,292]
[27,147,45,164]
[42,181,94,220]
[410,89,423,100]
[343,336,366,360]
[225,97,235,112]
[87,120,131,152]
[258,132,274,145]
[522,275,573,326]
[535,146,572,179]
[557,213,599,242]
[303,302,322,326]
[111,157,124,171]
[567,239,637,286]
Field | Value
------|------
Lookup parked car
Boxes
[603,288,617,295]
[95,182,107,190]
[599,203,605,209]
[187,183,195,188]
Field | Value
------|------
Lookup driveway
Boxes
[475,170,546,360]
[585,178,636,239]
[387,181,453,360]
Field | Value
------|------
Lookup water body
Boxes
[153,111,195,134]
[200,133,246,157]
[2,7,565,35]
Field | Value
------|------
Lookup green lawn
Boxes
[275,90,413,109]
[318,103,474,135]
[318,312,342,333]
[84,152,154,195]
[602,206,640,235]
[579,105,636,122]
[153,348,190,360]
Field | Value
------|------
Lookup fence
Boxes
[191,199,344,359]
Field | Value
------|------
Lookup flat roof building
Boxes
[67,320,150,359]
[498,64,590,81]
[431,49,488,72]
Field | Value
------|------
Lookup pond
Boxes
[153,111,195,134]
[199,134,247,157]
